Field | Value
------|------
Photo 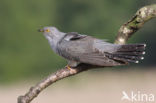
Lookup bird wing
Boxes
[57,32,121,66]
[62,32,87,41]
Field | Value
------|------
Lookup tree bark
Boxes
[18,4,156,103]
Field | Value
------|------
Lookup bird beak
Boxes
[38,29,44,32]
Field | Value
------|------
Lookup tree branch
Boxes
[18,64,96,103]
[17,4,156,103]
[115,4,156,44]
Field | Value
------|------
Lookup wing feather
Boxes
[57,33,122,66]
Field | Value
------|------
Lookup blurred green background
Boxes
[0,0,156,83]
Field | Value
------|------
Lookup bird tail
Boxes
[105,44,146,64]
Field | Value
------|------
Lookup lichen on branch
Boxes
[115,4,156,44]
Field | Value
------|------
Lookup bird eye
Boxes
[45,29,50,32]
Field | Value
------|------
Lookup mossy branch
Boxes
[115,4,156,44]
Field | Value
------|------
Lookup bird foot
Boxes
[66,65,72,70]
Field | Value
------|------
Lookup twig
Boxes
[17,4,156,103]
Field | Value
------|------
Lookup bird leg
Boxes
[66,65,72,70]
[68,60,80,67]
[66,61,81,70]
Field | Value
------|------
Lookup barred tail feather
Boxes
[105,44,146,64]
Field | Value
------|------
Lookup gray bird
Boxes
[39,26,146,69]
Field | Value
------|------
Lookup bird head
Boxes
[39,26,64,39]
[38,26,66,51]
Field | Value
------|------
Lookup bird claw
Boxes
[66,65,72,70]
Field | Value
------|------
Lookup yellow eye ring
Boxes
[45,29,50,32]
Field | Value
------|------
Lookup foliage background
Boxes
[0,0,156,83]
